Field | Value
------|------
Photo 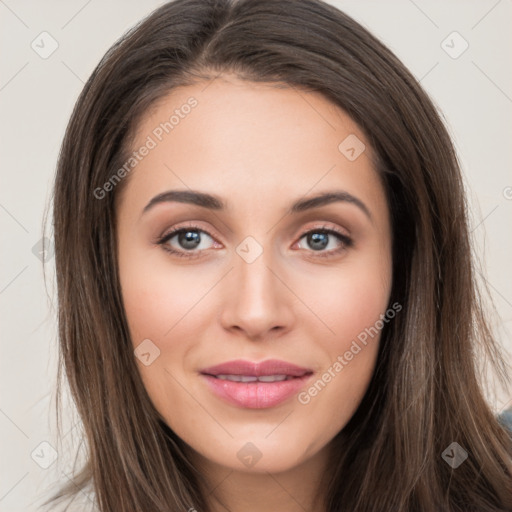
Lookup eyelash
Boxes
[156,223,353,259]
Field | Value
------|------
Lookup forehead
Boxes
[121,75,384,215]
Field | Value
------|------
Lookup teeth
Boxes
[215,374,292,382]
[257,375,288,382]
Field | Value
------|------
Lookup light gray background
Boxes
[1,0,511,510]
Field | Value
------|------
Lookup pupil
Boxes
[179,231,201,250]
[309,232,328,250]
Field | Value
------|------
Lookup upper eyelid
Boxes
[159,223,213,242]
[159,222,350,242]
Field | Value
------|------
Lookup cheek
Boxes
[118,248,219,395]
[119,258,207,415]
[119,250,212,344]
[299,252,391,349]
[293,252,391,416]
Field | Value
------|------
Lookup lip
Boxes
[200,359,314,409]
[200,359,312,377]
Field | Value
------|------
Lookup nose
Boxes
[219,246,295,341]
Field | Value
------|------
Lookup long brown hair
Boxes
[45,0,512,510]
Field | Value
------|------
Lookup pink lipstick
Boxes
[200,359,313,409]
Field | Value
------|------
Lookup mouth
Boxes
[199,359,314,409]
[207,374,299,382]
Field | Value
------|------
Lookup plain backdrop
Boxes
[1,1,511,510]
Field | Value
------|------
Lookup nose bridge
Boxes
[220,236,293,338]
[235,238,281,309]
[236,241,276,300]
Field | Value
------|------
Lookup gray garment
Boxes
[498,407,512,434]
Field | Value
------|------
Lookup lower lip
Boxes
[201,374,312,409]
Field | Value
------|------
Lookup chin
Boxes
[205,437,314,474]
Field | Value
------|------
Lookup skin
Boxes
[116,74,392,512]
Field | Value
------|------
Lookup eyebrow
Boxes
[141,189,372,220]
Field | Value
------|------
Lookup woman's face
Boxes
[116,75,392,475]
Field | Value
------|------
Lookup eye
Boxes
[156,224,217,258]
[156,223,353,259]
[295,226,353,258]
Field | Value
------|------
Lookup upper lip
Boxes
[200,359,313,378]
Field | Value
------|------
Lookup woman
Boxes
[44,0,512,510]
